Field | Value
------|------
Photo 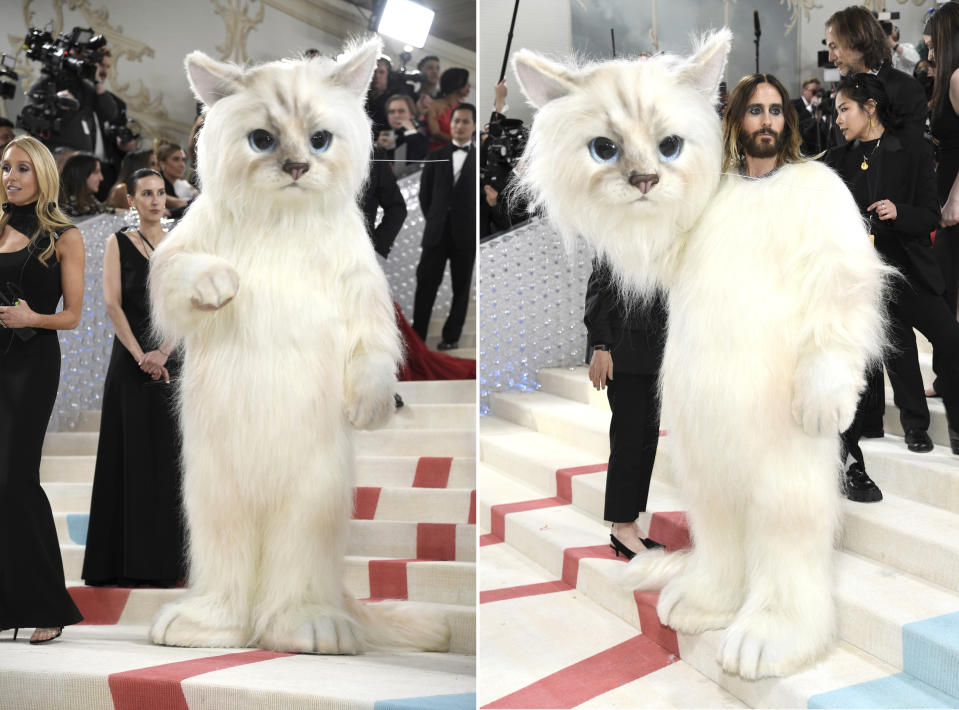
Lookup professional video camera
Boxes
[16,26,107,139]
[0,55,18,101]
[393,48,425,96]
[482,115,528,194]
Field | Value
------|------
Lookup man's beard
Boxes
[742,128,783,159]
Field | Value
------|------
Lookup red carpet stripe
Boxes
[416,523,457,560]
[412,457,453,488]
[561,544,621,587]
[633,590,680,656]
[555,464,607,503]
[353,487,381,520]
[479,533,502,546]
[490,497,567,539]
[648,511,691,552]
[482,634,678,709]
[368,559,415,599]
[480,580,571,604]
[109,649,290,710]
[69,587,131,625]
[468,489,476,524]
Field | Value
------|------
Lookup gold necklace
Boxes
[860,138,882,171]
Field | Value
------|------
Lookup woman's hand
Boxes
[868,198,898,222]
[139,349,170,382]
[942,197,959,227]
[0,298,37,329]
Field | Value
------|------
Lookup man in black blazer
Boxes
[412,103,476,349]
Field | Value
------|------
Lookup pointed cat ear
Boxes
[185,51,244,107]
[680,28,733,98]
[330,37,383,99]
[513,50,579,109]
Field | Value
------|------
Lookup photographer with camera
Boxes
[416,55,441,100]
[481,80,527,237]
[882,21,920,76]
[375,94,429,178]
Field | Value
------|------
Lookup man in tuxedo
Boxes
[412,103,476,350]
[791,77,820,121]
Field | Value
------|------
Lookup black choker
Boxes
[2,201,56,241]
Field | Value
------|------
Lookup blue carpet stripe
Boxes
[808,672,959,708]
[903,611,959,698]
[67,513,89,545]
[373,693,475,710]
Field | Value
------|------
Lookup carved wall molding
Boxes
[210,0,265,63]
[782,0,822,36]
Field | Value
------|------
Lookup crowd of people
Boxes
[588,3,959,559]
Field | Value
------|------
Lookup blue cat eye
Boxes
[248,129,276,152]
[310,130,332,154]
[588,137,619,163]
[658,135,683,162]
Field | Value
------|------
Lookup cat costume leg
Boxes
[148,39,448,655]
[513,31,887,678]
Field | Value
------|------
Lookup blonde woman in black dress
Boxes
[82,168,186,588]
[0,136,85,643]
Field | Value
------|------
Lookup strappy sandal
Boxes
[29,627,62,645]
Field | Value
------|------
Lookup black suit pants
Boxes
[412,220,475,344]
[604,372,661,522]
[843,274,959,464]
[932,224,959,394]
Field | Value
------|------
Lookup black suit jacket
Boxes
[418,143,475,250]
[362,149,407,258]
[584,259,667,375]
[826,131,943,294]
[52,86,122,154]
[791,98,812,122]
[876,61,928,136]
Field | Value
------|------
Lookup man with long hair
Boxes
[721,73,803,176]
[825,5,927,135]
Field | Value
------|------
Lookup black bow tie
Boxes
[451,144,470,152]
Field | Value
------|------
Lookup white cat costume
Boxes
[147,39,448,654]
[513,31,889,678]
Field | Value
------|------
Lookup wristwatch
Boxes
[593,344,610,352]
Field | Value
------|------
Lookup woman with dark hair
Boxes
[426,68,471,150]
[104,149,157,209]
[0,136,85,643]
[926,3,959,404]
[82,167,186,588]
[59,152,117,217]
[826,73,959,501]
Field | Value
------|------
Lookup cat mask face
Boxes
[184,38,381,214]
[511,30,732,294]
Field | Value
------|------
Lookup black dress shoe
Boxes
[394,393,404,409]
[610,534,637,560]
[949,428,959,456]
[437,340,458,351]
[861,429,884,439]
[904,428,934,453]
[844,463,883,503]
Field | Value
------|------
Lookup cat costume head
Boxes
[184,38,381,217]
[512,29,732,296]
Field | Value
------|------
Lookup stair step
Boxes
[58,547,474,606]
[41,454,477,488]
[0,625,475,709]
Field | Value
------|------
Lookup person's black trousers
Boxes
[932,224,959,394]
[412,221,475,344]
[604,372,661,522]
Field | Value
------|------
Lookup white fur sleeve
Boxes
[788,162,893,436]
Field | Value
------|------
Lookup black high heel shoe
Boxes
[610,533,638,560]
[29,627,62,645]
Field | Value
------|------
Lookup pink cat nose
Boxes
[283,161,310,180]
[629,172,659,195]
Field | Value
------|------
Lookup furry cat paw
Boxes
[150,600,250,648]
[657,576,737,634]
[191,262,239,311]
[346,382,394,429]
[260,616,361,655]
[717,610,832,679]
[792,355,861,436]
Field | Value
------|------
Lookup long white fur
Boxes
[147,38,449,654]
[514,31,891,679]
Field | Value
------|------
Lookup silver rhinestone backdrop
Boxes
[479,216,593,414]
[52,172,460,430]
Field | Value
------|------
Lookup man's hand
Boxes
[588,349,613,390]
[484,185,499,207]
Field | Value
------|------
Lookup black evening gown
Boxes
[0,231,83,629]
[82,231,186,587]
